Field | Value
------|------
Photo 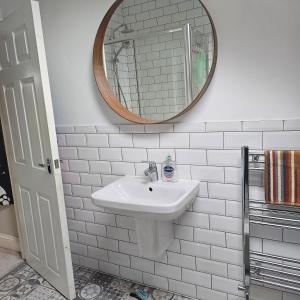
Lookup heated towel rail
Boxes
[239,146,300,299]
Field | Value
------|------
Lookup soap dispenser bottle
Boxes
[162,154,177,182]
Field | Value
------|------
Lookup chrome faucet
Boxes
[143,161,158,182]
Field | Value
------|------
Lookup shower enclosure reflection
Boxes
[102,0,215,122]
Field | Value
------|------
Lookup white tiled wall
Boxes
[105,0,214,120]
[57,119,300,300]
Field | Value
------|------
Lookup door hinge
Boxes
[54,159,60,169]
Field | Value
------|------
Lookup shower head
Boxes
[111,24,134,39]
[120,27,135,34]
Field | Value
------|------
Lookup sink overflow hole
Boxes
[149,187,153,192]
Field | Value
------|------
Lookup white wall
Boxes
[0,206,18,237]
[1,0,300,125]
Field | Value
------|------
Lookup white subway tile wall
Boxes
[57,119,300,300]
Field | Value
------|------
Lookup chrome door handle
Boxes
[38,159,52,174]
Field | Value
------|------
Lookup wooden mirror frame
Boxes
[93,0,218,124]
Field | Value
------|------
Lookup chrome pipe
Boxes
[104,26,213,46]
[251,277,300,293]
[250,206,300,217]
[250,213,300,224]
[104,27,183,46]
[251,270,300,285]
[183,23,192,105]
[251,251,300,265]
[251,264,300,279]
[249,200,298,209]
[242,146,250,295]
[132,40,142,117]
[249,200,266,204]
[250,219,300,231]
[251,258,300,272]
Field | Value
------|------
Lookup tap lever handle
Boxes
[142,161,156,167]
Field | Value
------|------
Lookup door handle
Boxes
[38,159,52,174]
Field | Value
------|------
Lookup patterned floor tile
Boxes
[0,263,191,300]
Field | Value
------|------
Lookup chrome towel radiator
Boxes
[239,146,300,299]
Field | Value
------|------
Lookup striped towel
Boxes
[265,150,300,205]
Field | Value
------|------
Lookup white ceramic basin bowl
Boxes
[92,176,199,221]
[92,176,199,258]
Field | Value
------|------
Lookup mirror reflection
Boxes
[104,0,216,121]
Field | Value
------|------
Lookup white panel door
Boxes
[0,1,75,299]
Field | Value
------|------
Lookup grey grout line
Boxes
[222,132,225,149]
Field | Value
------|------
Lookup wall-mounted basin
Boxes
[92,176,199,258]
[92,176,199,220]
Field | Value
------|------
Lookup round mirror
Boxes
[93,0,217,123]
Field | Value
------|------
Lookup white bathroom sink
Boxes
[92,176,199,258]
[92,176,199,221]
